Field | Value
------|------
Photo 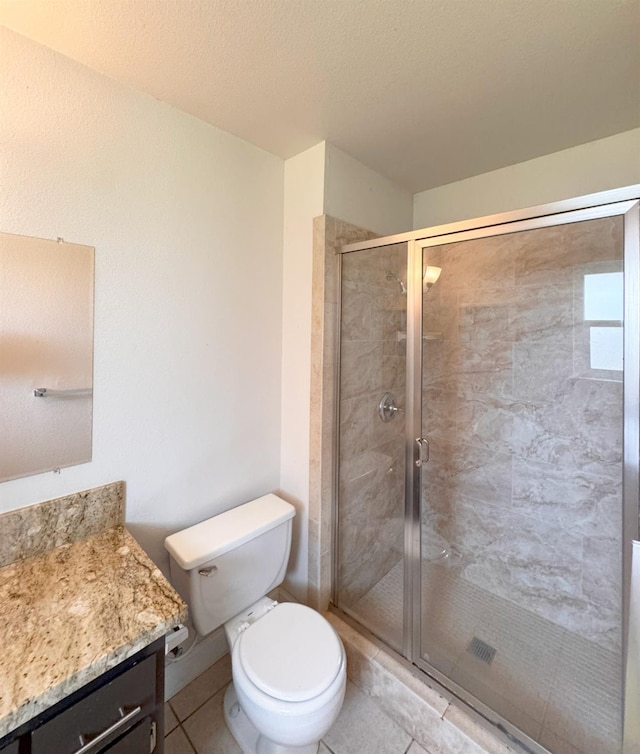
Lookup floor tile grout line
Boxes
[165,721,179,736]
[169,681,231,728]
[179,721,199,754]
[164,703,179,735]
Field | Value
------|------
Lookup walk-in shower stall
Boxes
[332,188,639,754]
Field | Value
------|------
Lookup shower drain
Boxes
[467,636,497,665]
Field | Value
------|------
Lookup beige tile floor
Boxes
[164,654,429,754]
[351,561,622,754]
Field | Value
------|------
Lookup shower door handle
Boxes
[415,437,429,467]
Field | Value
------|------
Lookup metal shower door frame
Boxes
[403,196,640,753]
[335,184,639,754]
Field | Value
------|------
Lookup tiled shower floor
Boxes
[351,561,622,754]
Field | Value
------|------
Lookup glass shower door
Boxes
[335,242,409,653]
[416,212,628,754]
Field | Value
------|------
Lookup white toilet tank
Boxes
[164,493,295,636]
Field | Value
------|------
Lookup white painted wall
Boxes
[278,141,413,600]
[0,28,284,574]
[279,142,326,601]
[0,27,412,616]
[325,143,413,235]
[413,129,640,229]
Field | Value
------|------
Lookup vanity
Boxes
[0,482,187,754]
[0,237,187,752]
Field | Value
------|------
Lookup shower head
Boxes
[386,272,407,295]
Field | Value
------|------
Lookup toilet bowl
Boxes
[164,494,347,754]
[224,601,346,753]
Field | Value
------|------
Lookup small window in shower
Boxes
[584,270,623,372]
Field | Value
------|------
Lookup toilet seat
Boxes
[237,602,343,702]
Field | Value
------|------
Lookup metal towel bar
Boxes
[33,387,93,398]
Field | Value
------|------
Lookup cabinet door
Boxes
[31,656,156,754]
[0,740,19,754]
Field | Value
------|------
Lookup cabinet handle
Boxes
[73,706,141,754]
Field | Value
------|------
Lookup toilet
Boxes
[164,493,346,754]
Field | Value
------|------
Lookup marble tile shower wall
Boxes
[421,216,624,653]
[308,216,378,611]
[338,244,408,605]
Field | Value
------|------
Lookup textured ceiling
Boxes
[0,0,638,193]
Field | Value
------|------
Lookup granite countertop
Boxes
[0,488,187,739]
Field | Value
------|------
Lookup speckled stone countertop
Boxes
[0,484,187,739]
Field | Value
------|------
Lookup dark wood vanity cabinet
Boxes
[0,638,165,754]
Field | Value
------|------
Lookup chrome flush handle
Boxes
[198,565,217,577]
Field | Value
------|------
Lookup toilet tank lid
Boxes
[164,494,295,571]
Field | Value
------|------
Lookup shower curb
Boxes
[325,611,522,754]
